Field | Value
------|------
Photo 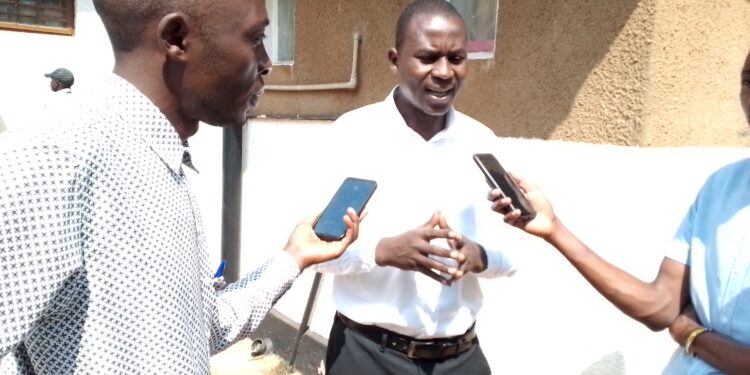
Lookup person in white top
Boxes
[40,67,79,126]
[314,1,519,374]
[495,51,750,375]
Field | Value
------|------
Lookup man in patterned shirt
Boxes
[0,0,361,373]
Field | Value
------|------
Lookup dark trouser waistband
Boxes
[335,312,478,360]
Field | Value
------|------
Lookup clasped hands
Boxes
[374,211,487,285]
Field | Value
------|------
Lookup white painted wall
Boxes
[0,1,112,131]
[240,118,748,375]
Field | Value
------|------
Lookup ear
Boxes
[388,47,399,75]
[157,13,190,61]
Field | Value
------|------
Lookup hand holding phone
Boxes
[473,153,536,221]
[313,177,378,241]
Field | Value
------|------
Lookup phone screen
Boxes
[313,177,377,241]
[472,153,536,220]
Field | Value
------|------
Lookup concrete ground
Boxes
[210,310,326,375]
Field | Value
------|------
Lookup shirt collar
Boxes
[384,86,458,143]
[103,73,191,174]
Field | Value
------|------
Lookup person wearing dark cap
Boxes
[45,67,75,93]
[39,67,78,125]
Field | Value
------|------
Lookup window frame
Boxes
[450,0,498,60]
[0,0,76,36]
[265,0,295,65]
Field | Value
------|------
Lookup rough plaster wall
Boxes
[257,0,406,119]
[257,0,750,146]
[641,0,750,146]
[477,0,649,145]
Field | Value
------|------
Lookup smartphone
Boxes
[472,153,536,221]
[313,177,378,241]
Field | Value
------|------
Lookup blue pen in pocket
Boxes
[214,259,226,278]
[212,260,227,290]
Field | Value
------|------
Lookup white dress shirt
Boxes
[662,158,750,374]
[0,74,301,374]
[313,88,520,339]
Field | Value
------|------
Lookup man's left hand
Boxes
[438,216,487,281]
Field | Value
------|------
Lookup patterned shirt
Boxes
[0,74,301,374]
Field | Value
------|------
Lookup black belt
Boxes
[336,312,478,360]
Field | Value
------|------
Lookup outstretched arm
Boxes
[208,209,361,354]
[491,176,690,330]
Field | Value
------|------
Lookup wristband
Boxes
[684,327,711,357]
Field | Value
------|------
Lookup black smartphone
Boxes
[313,177,378,241]
[472,153,536,221]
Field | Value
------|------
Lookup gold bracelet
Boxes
[684,327,711,357]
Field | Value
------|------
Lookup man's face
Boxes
[181,0,272,127]
[390,13,468,117]
[741,52,750,127]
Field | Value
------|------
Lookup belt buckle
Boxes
[406,340,459,360]
[406,341,421,359]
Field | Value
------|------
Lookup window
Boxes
[450,0,498,59]
[265,0,295,65]
[0,0,75,35]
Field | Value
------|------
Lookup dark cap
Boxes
[44,68,74,85]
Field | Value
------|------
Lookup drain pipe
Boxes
[220,126,243,283]
[264,32,361,92]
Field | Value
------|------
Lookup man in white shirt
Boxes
[314,1,518,374]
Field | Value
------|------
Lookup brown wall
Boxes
[258,1,409,119]
[641,0,750,146]
[256,0,750,147]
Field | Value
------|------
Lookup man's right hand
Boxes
[284,208,361,271]
[374,211,464,285]
[489,174,557,240]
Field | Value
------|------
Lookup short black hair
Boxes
[394,0,465,50]
[93,0,201,52]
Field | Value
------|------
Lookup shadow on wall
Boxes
[0,112,6,133]
[463,0,644,141]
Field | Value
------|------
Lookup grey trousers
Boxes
[325,314,492,375]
